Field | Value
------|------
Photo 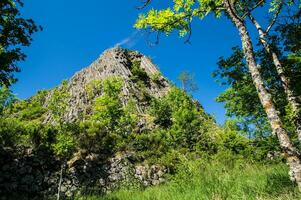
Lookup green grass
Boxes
[76,159,301,200]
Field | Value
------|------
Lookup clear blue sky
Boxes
[11,0,266,124]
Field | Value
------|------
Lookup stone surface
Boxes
[0,148,166,199]
[43,47,170,123]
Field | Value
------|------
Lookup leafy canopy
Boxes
[135,0,223,37]
[134,0,300,39]
[0,0,41,86]
[213,12,301,138]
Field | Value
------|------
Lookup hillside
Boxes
[1,47,299,200]
[1,47,297,200]
[0,48,218,199]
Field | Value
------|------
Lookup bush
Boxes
[130,60,149,84]
[0,118,25,147]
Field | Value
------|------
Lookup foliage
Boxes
[150,72,161,84]
[92,77,124,129]
[52,128,76,158]
[275,11,301,100]
[2,89,47,121]
[0,117,57,149]
[48,80,70,123]
[79,77,138,153]
[149,98,172,128]
[134,0,298,39]
[137,87,217,160]
[213,47,273,137]
[0,0,41,86]
[134,0,223,37]
[134,0,301,155]
[0,118,24,147]
[212,11,301,139]
[1,0,300,197]
[0,73,289,198]
[0,86,15,115]
[86,80,102,100]
[167,88,206,150]
[217,120,250,154]
[130,60,149,85]
[177,71,198,93]
[124,85,221,164]
[76,157,301,200]
[216,119,281,161]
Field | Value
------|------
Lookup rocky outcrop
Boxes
[0,148,166,200]
[0,48,171,199]
[44,47,170,123]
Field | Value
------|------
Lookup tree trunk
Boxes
[57,164,64,200]
[223,0,301,191]
[248,14,301,143]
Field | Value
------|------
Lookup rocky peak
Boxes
[44,47,170,123]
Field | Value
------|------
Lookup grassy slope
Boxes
[76,159,301,200]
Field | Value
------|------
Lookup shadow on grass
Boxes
[266,172,296,195]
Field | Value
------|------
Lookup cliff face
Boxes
[44,47,170,123]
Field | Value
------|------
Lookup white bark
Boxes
[223,0,301,191]
[248,15,301,143]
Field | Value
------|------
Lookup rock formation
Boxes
[0,47,171,199]
[44,47,170,123]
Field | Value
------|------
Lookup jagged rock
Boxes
[43,47,170,123]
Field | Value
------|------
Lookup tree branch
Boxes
[225,0,244,23]
[184,23,192,44]
[248,13,266,36]
[265,2,283,33]
[241,0,264,19]
[136,0,152,10]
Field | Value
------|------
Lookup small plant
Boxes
[52,130,76,158]
[85,80,102,100]
[48,80,70,123]
[130,60,149,85]
[150,72,161,81]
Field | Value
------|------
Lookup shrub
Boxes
[130,60,149,84]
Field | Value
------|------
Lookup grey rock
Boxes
[43,47,170,123]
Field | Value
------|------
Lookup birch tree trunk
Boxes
[223,0,301,190]
[248,15,301,143]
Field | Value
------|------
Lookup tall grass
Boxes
[76,158,301,200]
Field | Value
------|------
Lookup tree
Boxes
[214,46,298,137]
[177,71,198,93]
[149,86,214,151]
[213,13,301,140]
[92,77,124,131]
[245,1,301,143]
[48,81,70,124]
[134,0,301,189]
[0,0,41,86]
[213,47,273,138]
[0,86,15,115]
